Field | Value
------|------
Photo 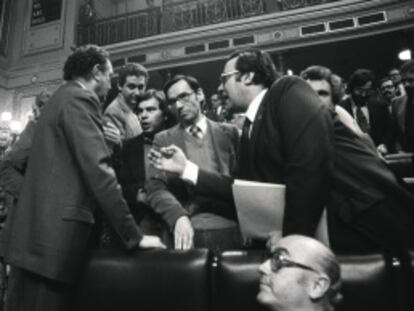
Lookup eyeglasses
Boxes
[168,91,195,105]
[220,70,240,85]
[268,250,319,274]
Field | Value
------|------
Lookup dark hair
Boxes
[401,60,414,75]
[300,65,343,105]
[347,69,375,93]
[137,89,176,128]
[228,48,279,88]
[63,45,109,81]
[163,74,201,95]
[320,251,342,311]
[118,63,149,87]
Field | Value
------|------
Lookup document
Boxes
[232,179,329,246]
[232,180,285,241]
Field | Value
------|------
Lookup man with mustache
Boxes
[258,234,342,311]
[338,69,393,155]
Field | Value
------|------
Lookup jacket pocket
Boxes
[62,206,95,224]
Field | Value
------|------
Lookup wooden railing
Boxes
[76,0,343,46]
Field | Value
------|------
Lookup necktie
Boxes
[189,125,203,139]
[355,106,370,133]
[239,118,251,178]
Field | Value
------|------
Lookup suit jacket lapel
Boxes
[249,93,267,164]
[207,120,226,173]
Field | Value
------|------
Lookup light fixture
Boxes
[9,121,23,134]
[398,49,412,61]
[1,112,12,122]
[286,69,294,76]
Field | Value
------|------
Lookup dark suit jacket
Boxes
[195,77,414,250]
[146,119,239,229]
[0,82,142,283]
[339,95,394,149]
[196,76,334,237]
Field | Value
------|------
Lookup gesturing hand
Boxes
[148,144,188,175]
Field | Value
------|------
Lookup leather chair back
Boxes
[214,250,268,311]
[74,249,212,311]
[337,254,394,311]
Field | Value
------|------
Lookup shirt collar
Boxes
[245,89,267,123]
[186,115,207,134]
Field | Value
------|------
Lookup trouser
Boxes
[4,267,74,311]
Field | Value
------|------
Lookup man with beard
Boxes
[401,60,414,152]
[149,48,414,254]
[339,69,393,155]
[0,45,164,311]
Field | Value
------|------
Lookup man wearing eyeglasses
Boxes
[149,48,414,254]
[258,235,342,311]
[146,75,242,252]
[338,69,393,155]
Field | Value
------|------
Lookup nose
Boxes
[259,259,271,275]
[175,100,184,110]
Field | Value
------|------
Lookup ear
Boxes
[241,72,255,86]
[91,64,101,82]
[308,275,330,300]
[195,88,205,103]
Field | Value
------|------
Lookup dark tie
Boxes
[239,118,251,179]
[355,106,370,133]
[189,125,203,139]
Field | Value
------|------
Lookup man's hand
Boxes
[103,122,122,145]
[377,144,388,155]
[138,235,166,249]
[174,216,194,250]
[148,145,188,175]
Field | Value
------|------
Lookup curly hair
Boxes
[118,63,149,87]
[347,69,375,93]
[300,65,344,105]
[63,45,110,81]
[228,48,279,88]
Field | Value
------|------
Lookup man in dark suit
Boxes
[146,75,242,252]
[0,45,164,311]
[116,89,174,239]
[401,60,414,152]
[339,69,394,155]
[149,48,414,254]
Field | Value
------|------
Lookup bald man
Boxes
[258,235,342,311]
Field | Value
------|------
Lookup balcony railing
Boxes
[77,0,342,46]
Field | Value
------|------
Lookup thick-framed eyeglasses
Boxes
[268,250,319,274]
[168,91,195,105]
[220,70,240,85]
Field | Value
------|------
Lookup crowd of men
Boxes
[0,44,413,311]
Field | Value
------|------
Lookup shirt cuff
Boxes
[181,160,199,185]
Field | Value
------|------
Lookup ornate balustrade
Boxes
[76,0,343,46]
